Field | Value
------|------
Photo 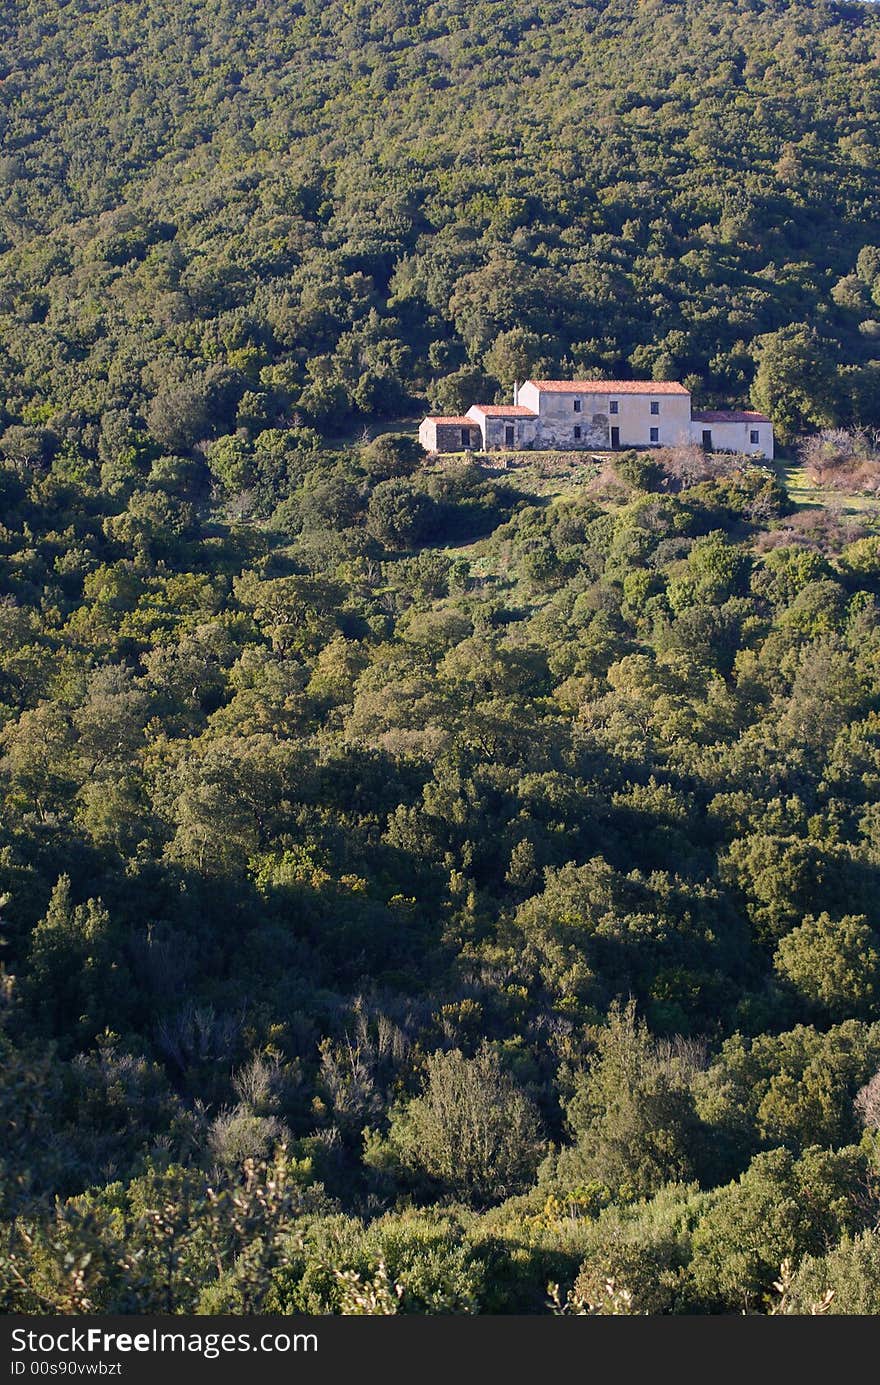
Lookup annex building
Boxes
[419,379,774,459]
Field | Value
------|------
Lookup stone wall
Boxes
[474,414,539,449]
[419,419,479,451]
[535,402,607,448]
[518,383,692,449]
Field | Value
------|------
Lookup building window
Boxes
[573,425,582,440]
[505,424,515,446]
[573,398,581,412]
[649,427,659,443]
[750,430,760,445]
[461,428,471,448]
[650,401,660,415]
[609,400,619,415]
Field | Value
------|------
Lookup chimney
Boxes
[513,380,519,405]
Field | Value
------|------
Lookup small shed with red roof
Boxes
[691,410,773,457]
[418,415,481,453]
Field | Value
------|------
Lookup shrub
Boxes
[385,1046,545,1205]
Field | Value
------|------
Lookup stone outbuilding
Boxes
[466,403,538,449]
[418,416,481,452]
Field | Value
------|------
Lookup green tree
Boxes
[363,433,422,479]
[751,324,839,443]
[367,480,436,548]
[689,1146,870,1312]
[556,1001,705,1199]
[789,1233,880,1315]
[25,877,118,1040]
[774,914,880,1020]
[483,327,549,392]
[145,380,212,452]
[384,1046,544,1205]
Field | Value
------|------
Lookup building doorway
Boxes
[505,424,515,446]
[701,429,713,451]
[610,426,620,449]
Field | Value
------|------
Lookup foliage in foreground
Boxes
[1,433,879,1311]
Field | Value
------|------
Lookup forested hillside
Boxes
[3,0,880,455]
[2,0,880,1315]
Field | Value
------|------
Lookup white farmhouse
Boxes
[419,379,773,459]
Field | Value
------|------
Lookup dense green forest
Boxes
[3,0,880,1315]
[2,0,880,446]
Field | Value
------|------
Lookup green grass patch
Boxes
[778,460,880,515]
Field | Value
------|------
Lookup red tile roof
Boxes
[529,379,690,395]
[692,410,770,423]
[423,416,478,426]
[468,404,538,417]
